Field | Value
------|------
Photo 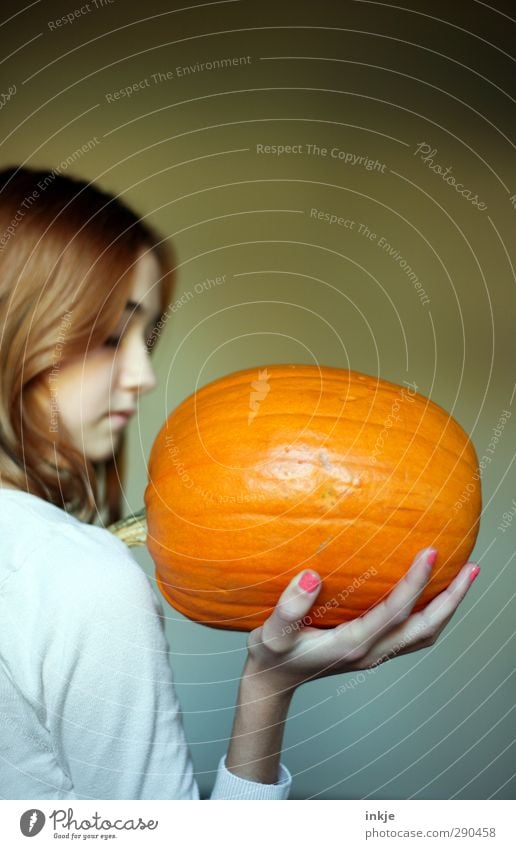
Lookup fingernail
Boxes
[426,549,438,568]
[468,565,481,584]
[299,571,321,593]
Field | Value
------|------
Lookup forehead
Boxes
[128,250,161,315]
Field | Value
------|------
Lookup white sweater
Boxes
[0,490,292,800]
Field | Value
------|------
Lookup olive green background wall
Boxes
[1,0,514,799]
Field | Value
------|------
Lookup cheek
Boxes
[57,354,115,421]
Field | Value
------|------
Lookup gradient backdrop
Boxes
[0,0,514,799]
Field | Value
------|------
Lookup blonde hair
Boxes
[0,166,174,524]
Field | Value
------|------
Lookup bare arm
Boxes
[225,656,294,783]
[225,548,481,785]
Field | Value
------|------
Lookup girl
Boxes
[0,166,481,800]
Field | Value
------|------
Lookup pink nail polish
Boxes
[469,565,481,584]
[426,549,438,568]
[299,572,320,593]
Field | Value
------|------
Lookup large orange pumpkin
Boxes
[111,365,481,631]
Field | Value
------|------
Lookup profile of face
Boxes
[41,250,162,463]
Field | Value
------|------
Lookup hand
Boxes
[246,548,481,694]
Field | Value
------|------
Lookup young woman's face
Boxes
[46,250,162,463]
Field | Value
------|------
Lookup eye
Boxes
[104,335,121,348]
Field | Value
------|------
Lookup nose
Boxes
[116,336,157,396]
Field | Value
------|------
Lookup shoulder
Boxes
[48,520,151,594]
[0,494,172,724]
[34,523,158,624]
[0,491,159,624]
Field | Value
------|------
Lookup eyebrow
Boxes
[125,300,161,324]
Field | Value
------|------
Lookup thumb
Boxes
[261,570,323,651]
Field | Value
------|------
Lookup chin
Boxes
[86,451,115,464]
[86,441,119,464]
[82,424,124,463]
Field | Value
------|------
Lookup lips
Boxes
[106,409,136,425]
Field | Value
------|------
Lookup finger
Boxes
[405,560,480,638]
[260,569,322,653]
[354,562,481,667]
[335,547,437,657]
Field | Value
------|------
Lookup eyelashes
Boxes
[103,331,155,351]
[104,336,121,348]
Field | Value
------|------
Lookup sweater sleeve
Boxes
[15,523,292,800]
[210,756,292,800]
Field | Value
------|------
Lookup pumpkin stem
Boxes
[107,507,147,547]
